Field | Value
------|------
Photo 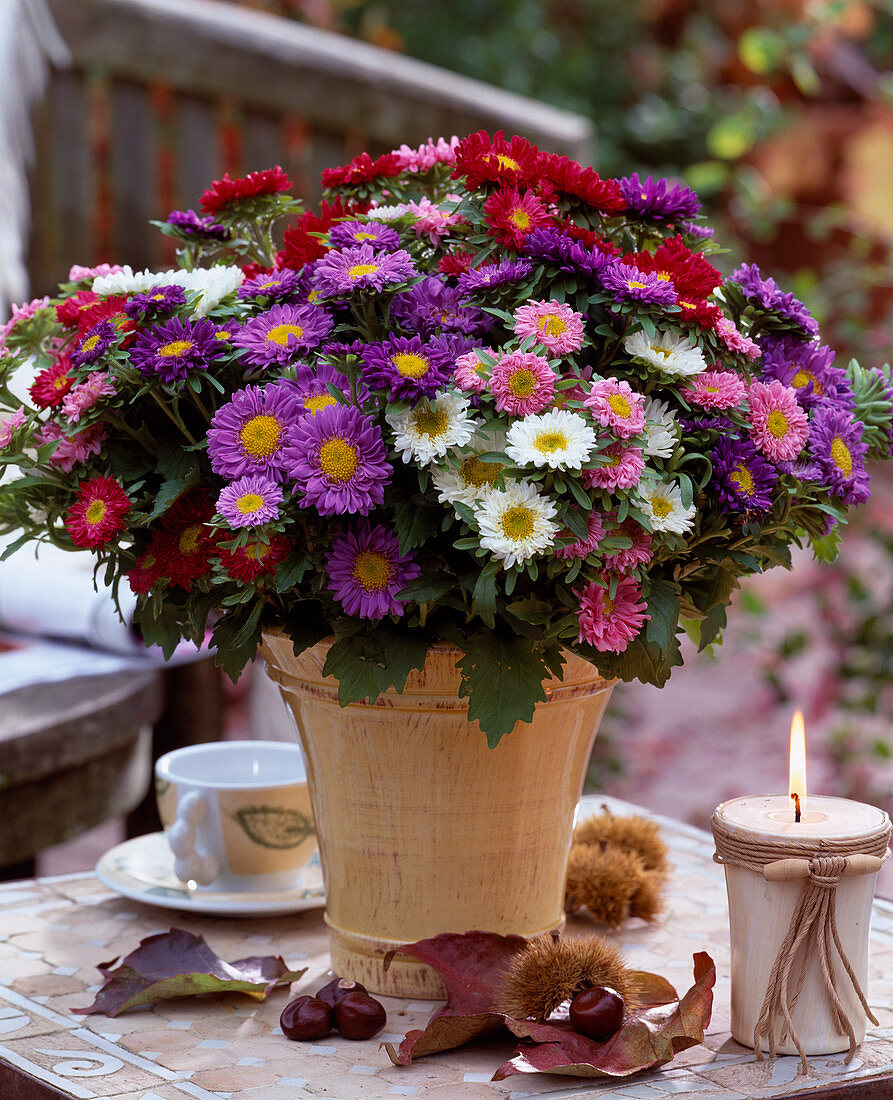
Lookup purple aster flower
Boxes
[216,474,284,528]
[732,263,820,338]
[521,228,610,282]
[360,334,455,401]
[808,406,871,505]
[70,321,117,368]
[680,414,733,434]
[759,335,853,412]
[683,222,715,240]
[457,260,534,296]
[128,317,221,382]
[275,363,365,416]
[232,303,333,365]
[600,262,678,307]
[710,436,778,513]
[312,243,417,298]
[326,521,421,619]
[207,383,301,483]
[319,338,365,359]
[328,220,401,251]
[283,403,391,516]
[620,173,701,222]
[237,268,305,302]
[166,209,231,241]
[390,275,491,337]
[124,285,187,319]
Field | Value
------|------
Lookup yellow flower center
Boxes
[608,393,632,418]
[264,323,304,346]
[85,499,108,525]
[158,340,193,358]
[650,496,673,519]
[215,331,231,341]
[54,375,69,390]
[348,263,380,280]
[391,353,431,379]
[650,346,673,360]
[533,430,568,454]
[179,523,203,555]
[628,280,646,290]
[151,292,166,300]
[240,414,281,458]
[459,455,501,489]
[538,315,566,337]
[318,437,359,482]
[80,334,100,353]
[353,231,378,241]
[603,595,615,616]
[705,384,720,393]
[730,463,755,496]
[791,367,822,395]
[830,437,853,476]
[304,393,338,415]
[411,406,450,438]
[352,549,394,591]
[510,208,531,230]
[236,492,264,514]
[767,410,789,438]
[501,505,535,540]
[508,369,536,397]
[494,153,521,171]
[679,299,697,310]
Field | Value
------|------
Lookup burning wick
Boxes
[791,792,802,823]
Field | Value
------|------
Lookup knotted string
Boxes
[712,814,891,1075]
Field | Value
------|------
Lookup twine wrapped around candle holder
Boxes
[712,813,891,1074]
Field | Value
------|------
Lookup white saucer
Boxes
[96,832,326,917]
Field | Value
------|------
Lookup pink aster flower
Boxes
[0,407,26,449]
[61,372,117,423]
[326,521,420,619]
[584,442,645,492]
[714,314,761,359]
[392,135,460,173]
[453,348,496,394]
[583,377,646,440]
[68,263,125,282]
[405,196,467,245]
[0,296,50,346]
[216,474,284,528]
[683,369,746,410]
[513,299,584,355]
[39,421,107,472]
[554,510,605,560]
[490,351,555,415]
[601,517,653,573]
[576,575,649,654]
[747,379,809,462]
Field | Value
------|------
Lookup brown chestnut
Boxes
[316,975,367,1009]
[568,985,624,1040]
[333,989,387,1040]
[280,995,333,1041]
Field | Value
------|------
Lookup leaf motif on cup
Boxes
[231,806,316,849]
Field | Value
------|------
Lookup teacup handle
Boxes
[167,791,220,886]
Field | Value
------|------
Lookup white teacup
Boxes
[155,741,317,893]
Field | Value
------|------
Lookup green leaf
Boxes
[472,568,498,627]
[393,499,441,553]
[322,630,429,705]
[644,579,681,654]
[810,527,842,564]
[146,475,197,522]
[274,555,311,594]
[397,572,455,603]
[456,632,549,748]
[211,601,265,681]
[157,440,198,481]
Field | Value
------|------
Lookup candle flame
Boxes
[789,709,807,811]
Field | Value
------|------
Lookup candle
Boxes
[712,711,891,1062]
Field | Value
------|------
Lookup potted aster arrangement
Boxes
[1,132,891,995]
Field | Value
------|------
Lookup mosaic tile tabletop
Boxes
[3,795,893,1100]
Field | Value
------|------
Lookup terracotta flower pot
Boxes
[259,627,615,998]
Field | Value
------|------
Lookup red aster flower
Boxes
[29,355,75,409]
[76,296,131,334]
[626,235,721,301]
[148,491,217,590]
[127,549,163,594]
[451,130,542,190]
[200,166,292,215]
[438,250,475,276]
[483,187,553,250]
[559,222,622,256]
[218,535,290,583]
[66,475,131,548]
[277,197,369,269]
[677,298,724,329]
[321,152,401,189]
[539,152,626,213]
[241,262,273,282]
[56,290,99,328]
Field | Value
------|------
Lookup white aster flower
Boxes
[637,477,697,534]
[387,391,479,465]
[91,265,244,317]
[505,408,596,470]
[366,203,414,223]
[473,480,559,569]
[642,397,679,459]
[624,329,707,378]
[430,432,506,508]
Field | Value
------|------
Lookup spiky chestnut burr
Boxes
[565,843,663,928]
[573,807,669,874]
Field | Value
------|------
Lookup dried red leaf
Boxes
[73,927,306,1017]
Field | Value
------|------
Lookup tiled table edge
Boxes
[0,795,890,1099]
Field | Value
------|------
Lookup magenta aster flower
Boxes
[554,510,605,560]
[710,437,778,513]
[808,407,871,505]
[600,262,678,308]
[61,371,117,423]
[584,442,645,492]
[683,370,747,411]
[0,406,26,450]
[576,575,649,654]
[284,403,391,516]
[601,517,653,573]
[65,475,131,548]
[747,379,809,461]
[237,268,305,301]
[232,303,333,365]
[490,351,555,415]
[216,474,284,528]
[513,299,584,355]
[326,521,420,619]
[732,263,819,337]
[70,321,117,369]
[207,383,301,483]
[312,243,417,298]
[39,421,107,472]
[129,317,221,382]
[584,377,646,440]
[453,348,495,394]
[124,285,186,318]
[360,335,455,401]
[619,173,701,222]
[390,275,490,337]
[759,335,852,412]
[328,220,400,251]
